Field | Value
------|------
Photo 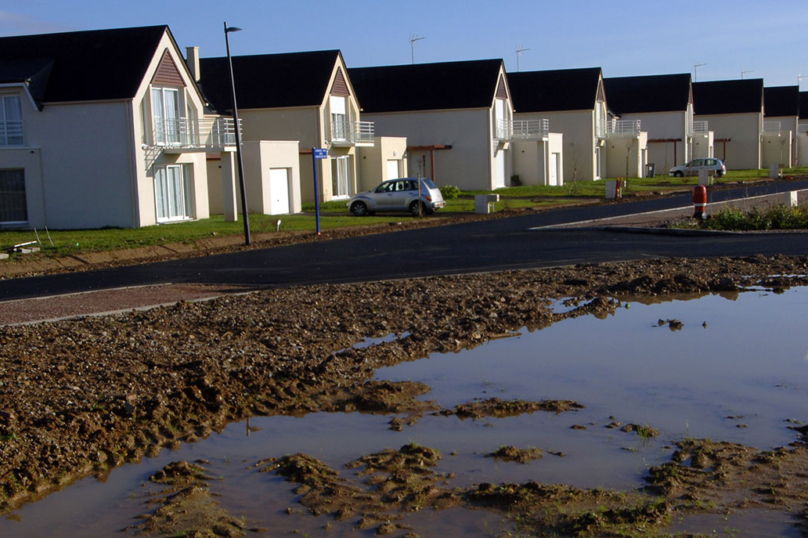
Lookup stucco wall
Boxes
[241,140,301,214]
[362,108,494,191]
[516,110,596,182]
[620,111,691,167]
[357,136,408,192]
[695,112,762,170]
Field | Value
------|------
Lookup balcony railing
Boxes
[0,120,24,146]
[605,119,641,137]
[763,121,782,133]
[509,119,550,140]
[151,117,240,149]
[692,120,709,135]
[330,119,375,145]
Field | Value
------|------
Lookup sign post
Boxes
[312,148,328,235]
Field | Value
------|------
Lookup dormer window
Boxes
[0,96,23,146]
[152,87,184,146]
[330,96,347,142]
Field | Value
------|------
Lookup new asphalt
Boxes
[2,180,808,302]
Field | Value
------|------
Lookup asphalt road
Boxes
[2,180,808,301]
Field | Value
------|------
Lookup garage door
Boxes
[386,159,399,180]
[269,168,289,215]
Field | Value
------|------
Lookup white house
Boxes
[350,59,515,191]
[763,85,799,168]
[0,25,239,229]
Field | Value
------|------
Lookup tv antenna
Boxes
[694,62,707,82]
[799,74,805,88]
[516,45,530,72]
[409,34,425,64]
[741,69,753,79]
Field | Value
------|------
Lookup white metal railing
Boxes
[692,120,709,135]
[764,121,782,133]
[510,119,550,139]
[0,120,24,146]
[151,117,240,148]
[605,119,641,137]
[495,119,511,140]
[331,119,375,144]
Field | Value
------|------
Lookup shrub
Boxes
[440,185,461,200]
[706,204,808,231]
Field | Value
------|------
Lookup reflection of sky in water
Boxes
[2,287,807,537]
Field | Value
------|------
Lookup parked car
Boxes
[669,158,726,178]
[348,178,446,216]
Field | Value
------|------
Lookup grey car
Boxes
[669,158,726,178]
[347,178,446,216]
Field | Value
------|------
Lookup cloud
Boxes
[0,10,74,36]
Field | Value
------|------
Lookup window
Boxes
[0,169,27,223]
[154,165,193,221]
[330,96,347,142]
[152,88,183,146]
[331,156,350,198]
[0,96,23,146]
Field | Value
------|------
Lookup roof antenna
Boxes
[741,69,753,79]
[694,62,707,82]
[516,45,530,72]
[799,74,805,89]
[409,34,425,65]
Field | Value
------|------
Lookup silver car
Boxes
[347,178,446,216]
[669,158,726,178]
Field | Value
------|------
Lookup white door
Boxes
[386,159,400,180]
[595,147,602,179]
[549,152,558,186]
[155,165,191,221]
[331,156,350,199]
[495,149,506,188]
[269,168,290,214]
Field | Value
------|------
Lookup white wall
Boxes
[357,136,408,192]
[618,111,691,167]
[363,108,494,190]
[516,110,596,182]
[695,112,762,170]
[241,140,301,214]
[761,131,792,168]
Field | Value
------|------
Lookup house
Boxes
[350,59,515,191]
[198,50,381,204]
[509,67,646,181]
[799,92,808,166]
[0,25,242,230]
[604,73,711,171]
[763,85,799,167]
[693,79,764,170]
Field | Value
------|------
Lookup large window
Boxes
[154,165,193,221]
[331,156,351,199]
[330,96,347,142]
[0,96,23,146]
[0,169,27,223]
[152,88,183,146]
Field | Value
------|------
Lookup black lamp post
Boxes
[224,21,251,246]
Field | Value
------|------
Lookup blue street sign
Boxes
[313,148,328,159]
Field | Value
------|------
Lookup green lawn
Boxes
[2,167,803,259]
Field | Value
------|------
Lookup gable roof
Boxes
[507,67,602,113]
[801,92,808,120]
[348,59,505,113]
[0,26,169,104]
[693,79,764,115]
[764,85,799,117]
[198,50,342,112]
[604,74,691,115]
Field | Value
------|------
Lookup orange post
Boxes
[693,185,707,219]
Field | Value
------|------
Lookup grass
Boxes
[2,167,804,259]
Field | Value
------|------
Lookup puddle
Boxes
[667,509,803,537]
[2,287,807,536]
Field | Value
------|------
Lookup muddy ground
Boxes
[1,254,808,536]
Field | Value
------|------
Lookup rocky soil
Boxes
[1,254,808,535]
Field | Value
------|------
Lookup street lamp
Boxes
[224,21,251,246]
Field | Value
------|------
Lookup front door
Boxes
[269,168,290,215]
[155,165,191,221]
[549,152,558,186]
[386,159,400,180]
[331,156,351,199]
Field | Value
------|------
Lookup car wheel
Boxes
[350,201,368,216]
[409,200,423,217]
[674,171,684,178]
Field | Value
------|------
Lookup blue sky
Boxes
[2,0,807,88]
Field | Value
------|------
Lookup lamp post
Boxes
[224,21,251,246]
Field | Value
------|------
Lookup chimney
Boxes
[186,46,200,82]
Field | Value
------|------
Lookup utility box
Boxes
[769,164,780,179]
[605,179,623,200]
[645,163,655,178]
[698,169,711,186]
[475,194,499,214]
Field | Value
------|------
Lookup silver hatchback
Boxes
[347,178,446,216]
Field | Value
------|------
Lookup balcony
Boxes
[0,120,24,147]
[692,120,709,136]
[330,119,375,147]
[150,117,240,151]
[763,121,782,134]
[604,119,641,138]
[506,119,550,140]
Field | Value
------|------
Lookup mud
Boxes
[1,254,808,535]
[435,397,584,419]
[487,445,544,464]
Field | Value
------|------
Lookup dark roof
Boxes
[0,26,168,103]
[764,86,799,117]
[692,79,763,115]
[348,59,504,113]
[199,50,341,112]
[801,92,808,120]
[507,67,602,112]
[604,74,691,114]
